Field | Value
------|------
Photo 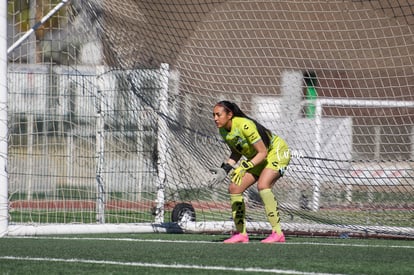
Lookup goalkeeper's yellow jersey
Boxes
[219,116,290,176]
[219,116,267,159]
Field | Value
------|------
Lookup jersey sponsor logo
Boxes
[229,136,244,152]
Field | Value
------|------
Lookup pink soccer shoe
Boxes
[261,231,285,243]
[223,233,249,243]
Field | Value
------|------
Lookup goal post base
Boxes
[5,221,414,239]
[180,221,414,239]
[6,222,184,236]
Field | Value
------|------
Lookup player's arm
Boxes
[219,149,241,174]
[241,118,267,167]
[227,150,242,166]
[249,139,267,166]
[230,124,268,185]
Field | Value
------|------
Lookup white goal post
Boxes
[0,0,8,237]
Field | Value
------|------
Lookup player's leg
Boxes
[224,173,256,243]
[257,137,290,243]
[257,169,285,243]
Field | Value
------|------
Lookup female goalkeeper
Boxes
[211,100,290,243]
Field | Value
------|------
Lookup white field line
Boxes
[6,236,414,249]
[0,255,347,275]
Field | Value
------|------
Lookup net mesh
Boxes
[6,0,414,237]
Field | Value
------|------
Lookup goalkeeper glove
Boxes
[209,163,233,185]
[231,160,254,186]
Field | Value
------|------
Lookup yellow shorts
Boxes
[249,135,291,177]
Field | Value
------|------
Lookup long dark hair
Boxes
[215,100,272,148]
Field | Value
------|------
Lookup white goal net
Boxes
[1,0,413,238]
